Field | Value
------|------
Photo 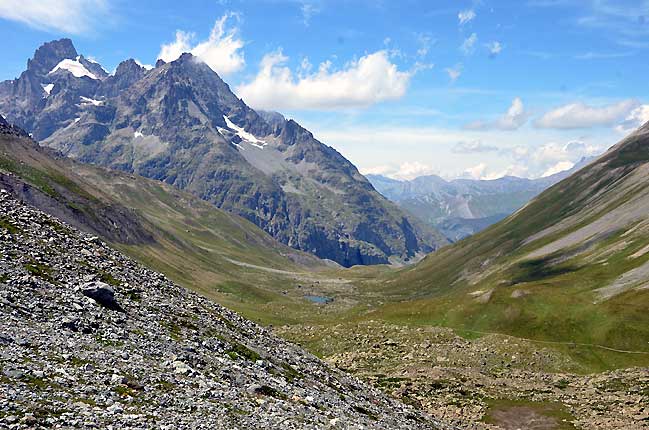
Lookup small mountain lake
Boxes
[305,295,333,304]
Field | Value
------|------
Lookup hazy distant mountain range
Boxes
[0,39,447,266]
[367,159,591,241]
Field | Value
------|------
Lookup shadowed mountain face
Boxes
[0,39,446,267]
[368,160,590,241]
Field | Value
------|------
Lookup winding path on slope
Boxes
[451,327,649,355]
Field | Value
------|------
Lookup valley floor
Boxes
[127,243,649,429]
[112,235,649,429]
[277,321,649,429]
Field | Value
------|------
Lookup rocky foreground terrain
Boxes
[279,322,649,429]
[0,192,448,429]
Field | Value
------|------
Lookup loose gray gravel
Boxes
[0,190,449,429]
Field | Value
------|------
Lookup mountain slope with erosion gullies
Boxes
[0,190,447,429]
[0,38,446,267]
[0,116,355,325]
[367,124,649,369]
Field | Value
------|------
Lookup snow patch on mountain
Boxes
[79,96,103,106]
[216,127,243,149]
[41,84,54,96]
[223,115,266,149]
[49,58,98,79]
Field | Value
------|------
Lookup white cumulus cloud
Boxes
[394,161,437,180]
[461,33,478,55]
[0,0,110,34]
[463,163,487,179]
[615,104,649,133]
[445,64,463,82]
[487,41,503,57]
[542,160,575,177]
[535,99,639,129]
[483,164,530,180]
[458,9,476,25]
[518,140,603,177]
[361,165,394,177]
[465,97,528,130]
[158,31,191,65]
[158,13,245,76]
[361,162,437,180]
[462,163,530,181]
[236,50,412,110]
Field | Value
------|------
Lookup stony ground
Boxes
[277,322,649,430]
[0,191,450,430]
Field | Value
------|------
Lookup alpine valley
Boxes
[1,37,649,430]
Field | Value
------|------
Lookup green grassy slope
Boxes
[0,134,351,324]
[358,125,649,370]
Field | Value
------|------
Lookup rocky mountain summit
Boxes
[0,39,446,267]
[0,191,448,429]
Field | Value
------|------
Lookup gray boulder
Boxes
[81,281,124,312]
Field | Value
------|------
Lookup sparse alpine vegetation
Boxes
[365,122,649,370]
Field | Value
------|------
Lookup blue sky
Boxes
[2,0,649,180]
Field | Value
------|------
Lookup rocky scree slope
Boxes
[279,321,649,430]
[0,38,446,267]
[0,192,449,429]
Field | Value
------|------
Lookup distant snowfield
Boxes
[49,58,97,79]
[79,96,103,106]
[223,115,266,149]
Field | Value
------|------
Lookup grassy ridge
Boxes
[351,129,649,370]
